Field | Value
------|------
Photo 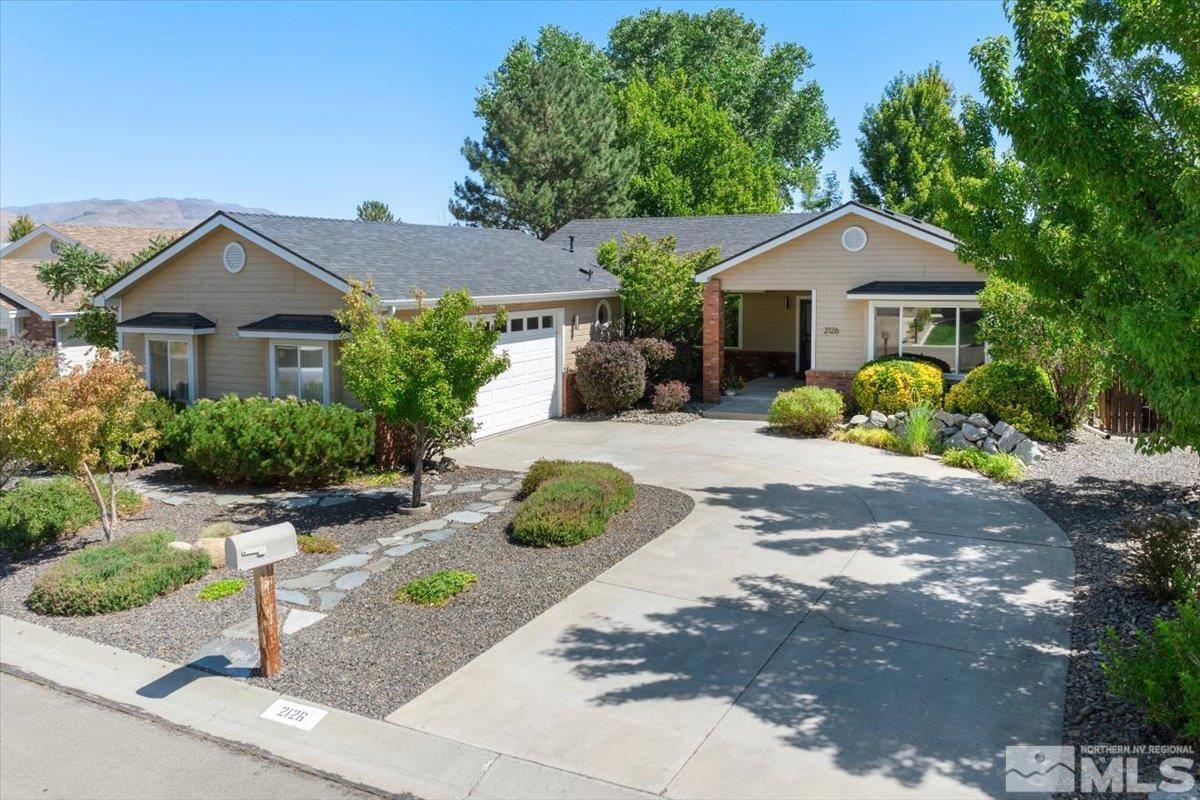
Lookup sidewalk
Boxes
[0,615,651,800]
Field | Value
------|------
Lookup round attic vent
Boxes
[222,242,246,273]
[842,226,867,252]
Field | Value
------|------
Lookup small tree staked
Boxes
[337,285,509,507]
[0,351,159,540]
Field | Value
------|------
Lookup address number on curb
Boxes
[261,698,328,731]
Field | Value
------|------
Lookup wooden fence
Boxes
[1097,379,1162,435]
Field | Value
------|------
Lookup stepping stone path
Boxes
[185,473,524,677]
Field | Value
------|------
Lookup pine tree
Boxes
[356,200,395,223]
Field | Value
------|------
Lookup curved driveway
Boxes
[388,419,1073,799]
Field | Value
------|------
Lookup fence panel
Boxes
[1097,379,1161,434]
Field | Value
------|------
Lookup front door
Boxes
[795,296,813,374]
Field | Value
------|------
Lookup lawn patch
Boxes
[298,534,338,554]
[512,460,635,547]
[197,578,246,601]
[941,447,1025,482]
[395,570,477,606]
[27,531,211,616]
[0,477,143,554]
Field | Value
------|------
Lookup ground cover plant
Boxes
[395,569,478,606]
[27,531,211,616]
[0,478,143,554]
[513,460,635,547]
[200,521,239,539]
[166,395,373,487]
[297,534,338,554]
[852,358,943,414]
[944,361,1060,441]
[767,387,844,436]
[197,579,245,602]
[941,447,1025,482]
[831,427,900,452]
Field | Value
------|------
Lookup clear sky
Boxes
[0,0,1010,223]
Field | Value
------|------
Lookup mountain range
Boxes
[0,197,275,231]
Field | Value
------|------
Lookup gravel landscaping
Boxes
[575,402,713,427]
[0,463,693,719]
[1014,429,1198,753]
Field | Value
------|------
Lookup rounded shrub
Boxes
[852,359,944,415]
[165,395,374,486]
[944,361,1060,440]
[574,341,646,414]
[652,381,690,413]
[512,460,635,547]
[866,352,951,373]
[767,387,845,436]
[632,338,676,379]
[28,531,211,616]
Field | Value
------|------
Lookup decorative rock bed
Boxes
[841,409,1045,464]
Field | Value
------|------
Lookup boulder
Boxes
[1013,438,1043,465]
[981,437,999,454]
[967,413,991,429]
[193,537,226,569]
[961,422,988,442]
[869,410,888,428]
[934,410,958,426]
[849,414,869,427]
[167,540,193,552]
[940,424,960,438]
[895,411,908,420]
[947,431,970,450]
[997,426,1026,453]
[885,415,899,430]
[993,420,1011,436]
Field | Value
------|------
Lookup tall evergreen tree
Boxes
[850,65,963,222]
[451,53,634,238]
[356,200,395,223]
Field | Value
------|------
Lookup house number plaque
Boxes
[823,326,840,335]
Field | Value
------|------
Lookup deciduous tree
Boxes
[336,285,509,506]
[598,234,720,341]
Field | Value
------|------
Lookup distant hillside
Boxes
[0,197,275,232]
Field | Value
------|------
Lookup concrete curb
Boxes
[0,615,652,800]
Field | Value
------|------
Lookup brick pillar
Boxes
[701,278,724,403]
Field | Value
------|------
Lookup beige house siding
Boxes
[3,232,58,261]
[718,214,982,372]
[116,228,619,403]
[730,291,801,352]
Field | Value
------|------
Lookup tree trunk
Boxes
[108,469,118,532]
[411,422,426,508]
[80,463,113,542]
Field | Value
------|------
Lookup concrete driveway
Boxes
[387,419,1073,799]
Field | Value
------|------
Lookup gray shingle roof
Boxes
[118,312,215,331]
[847,280,984,296]
[225,213,618,301]
[546,201,958,263]
[238,314,344,334]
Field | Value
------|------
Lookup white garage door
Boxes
[473,309,560,438]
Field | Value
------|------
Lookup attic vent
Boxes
[841,226,867,252]
[50,238,63,255]
[222,242,246,273]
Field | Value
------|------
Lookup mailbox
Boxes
[225,523,299,572]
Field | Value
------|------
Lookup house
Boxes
[549,201,985,402]
[92,212,619,437]
[1,223,181,369]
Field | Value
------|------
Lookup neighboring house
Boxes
[92,212,619,437]
[0,223,181,369]
[550,201,986,402]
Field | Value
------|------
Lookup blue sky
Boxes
[0,1,1010,223]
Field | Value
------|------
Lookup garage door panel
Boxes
[472,309,560,438]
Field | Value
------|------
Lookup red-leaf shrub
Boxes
[652,381,690,413]
[575,341,646,414]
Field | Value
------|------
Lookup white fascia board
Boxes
[846,294,981,303]
[237,330,345,341]
[694,202,959,283]
[94,215,352,304]
[116,325,216,335]
[0,224,88,256]
[381,287,618,311]
[0,286,55,320]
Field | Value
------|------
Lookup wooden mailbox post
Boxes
[224,522,299,677]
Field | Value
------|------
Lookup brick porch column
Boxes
[701,278,724,403]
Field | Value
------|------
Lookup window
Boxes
[541,315,553,329]
[511,317,524,332]
[724,294,742,349]
[147,338,191,402]
[595,300,611,327]
[527,316,539,330]
[272,343,325,402]
[870,304,986,374]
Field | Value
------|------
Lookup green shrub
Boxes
[832,427,901,451]
[940,447,1026,482]
[852,360,943,415]
[27,531,211,616]
[297,534,338,554]
[512,460,635,547]
[574,341,646,414]
[897,403,938,456]
[866,352,950,373]
[0,478,143,554]
[651,380,690,413]
[165,395,373,486]
[944,361,1060,441]
[396,569,477,606]
[197,579,245,601]
[200,521,239,539]
[137,394,181,458]
[768,387,845,436]
[1124,515,1200,603]
[1102,590,1200,742]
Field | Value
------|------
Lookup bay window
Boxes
[869,303,986,374]
[270,342,328,403]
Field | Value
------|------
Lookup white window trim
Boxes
[865,299,987,378]
[723,293,743,350]
[268,338,331,405]
[144,334,197,403]
[594,299,612,328]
